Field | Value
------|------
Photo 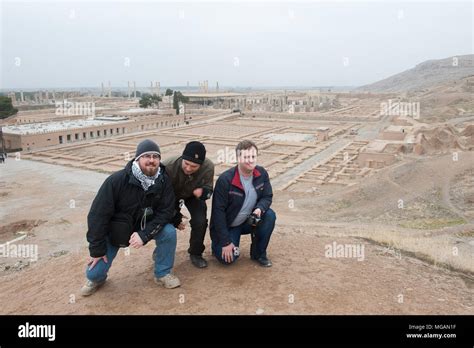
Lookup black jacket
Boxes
[86,160,175,257]
[210,165,273,247]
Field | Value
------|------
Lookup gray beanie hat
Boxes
[135,139,161,159]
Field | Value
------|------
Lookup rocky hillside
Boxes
[358,55,474,92]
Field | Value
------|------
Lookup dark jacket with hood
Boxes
[86,159,175,257]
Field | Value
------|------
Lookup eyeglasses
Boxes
[142,154,160,160]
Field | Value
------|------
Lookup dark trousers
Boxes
[212,208,276,264]
[182,197,208,256]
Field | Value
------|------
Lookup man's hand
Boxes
[221,242,235,263]
[177,216,189,231]
[88,255,108,270]
[253,208,262,218]
[193,188,203,199]
[129,232,144,249]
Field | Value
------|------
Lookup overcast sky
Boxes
[1,0,472,89]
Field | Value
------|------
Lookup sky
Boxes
[1,0,472,89]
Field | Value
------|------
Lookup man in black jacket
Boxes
[81,139,179,296]
[210,140,276,267]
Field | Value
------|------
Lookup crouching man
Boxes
[210,140,276,267]
[81,139,180,296]
[162,141,215,268]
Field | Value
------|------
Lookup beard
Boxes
[142,164,158,176]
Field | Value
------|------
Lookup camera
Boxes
[246,213,261,227]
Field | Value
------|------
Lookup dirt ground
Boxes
[0,158,473,314]
[0,226,473,315]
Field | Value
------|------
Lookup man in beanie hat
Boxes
[162,141,215,268]
[82,139,179,296]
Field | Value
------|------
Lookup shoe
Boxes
[255,256,272,267]
[155,274,181,289]
[80,279,106,296]
[190,254,208,268]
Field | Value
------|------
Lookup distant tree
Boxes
[139,94,162,108]
[150,94,162,108]
[0,96,18,119]
[139,95,151,108]
[165,88,173,96]
[173,91,189,115]
[173,92,178,113]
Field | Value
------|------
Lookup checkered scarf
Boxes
[132,160,160,191]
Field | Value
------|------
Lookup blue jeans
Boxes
[86,223,177,282]
[212,208,276,264]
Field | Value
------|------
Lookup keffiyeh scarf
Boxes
[132,160,160,191]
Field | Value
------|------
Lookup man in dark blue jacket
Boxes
[210,140,276,267]
[81,139,180,296]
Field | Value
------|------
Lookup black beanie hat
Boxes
[182,141,206,164]
[135,139,161,159]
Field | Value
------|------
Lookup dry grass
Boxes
[399,217,466,230]
[309,225,474,275]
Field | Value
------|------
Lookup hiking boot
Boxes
[255,256,272,267]
[154,273,181,289]
[80,279,106,297]
[190,254,208,268]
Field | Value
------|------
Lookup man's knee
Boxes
[156,223,176,242]
[212,244,239,265]
[86,262,107,283]
[263,208,276,223]
[215,254,239,265]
